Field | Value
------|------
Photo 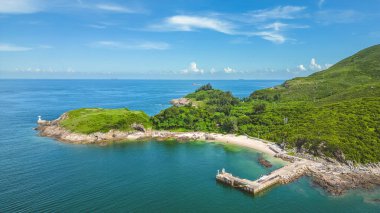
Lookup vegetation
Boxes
[152,88,240,132]
[195,83,213,92]
[58,45,380,163]
[152,44,380,163]
[61,108,151,134]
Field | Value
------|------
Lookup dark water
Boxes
[0,80,379,212]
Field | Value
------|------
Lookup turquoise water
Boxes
[0,80,379,212]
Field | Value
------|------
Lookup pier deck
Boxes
[216,161,308,195]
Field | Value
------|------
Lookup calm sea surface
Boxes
[0,80,379,212]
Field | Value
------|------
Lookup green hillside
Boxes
[251,44,380,103]
[61,108,152,134]
[152,45,380,163]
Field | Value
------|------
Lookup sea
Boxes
[0,79,379,212]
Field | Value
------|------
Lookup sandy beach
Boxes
[150,131,278,156]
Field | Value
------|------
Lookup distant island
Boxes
[37,44,380,196]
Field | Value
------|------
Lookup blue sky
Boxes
[0,0,379,79]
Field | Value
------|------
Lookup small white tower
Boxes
[37,115,46,124]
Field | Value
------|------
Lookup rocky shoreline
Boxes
[37,114,380,196]
[274,154,380,195]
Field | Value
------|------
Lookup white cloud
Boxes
[154,15,234,34]
[95,3,135,13]
[263,22,288,31]
[0,0,42,14]
[91,40,170,50]
[210,67,217,74]
[246,6,306,22]
[294,59,331,73]
[15,66,77,73]
[92,41,123,48]
[88,22,118,29]
[253,31,286,43]
[257,32,286,43]
[152,15,289,43]
[297,64,306,71]
[88,24,107,29]
[182,62,204,74]
[263,22,309,31]
[224,67,236,74]
[150,6,309,44]
[254,22,308,43]
[136,42,170,50]
[310,58,322,70]
[0,43,32,51]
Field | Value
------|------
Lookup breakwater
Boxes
[216,160,309,195]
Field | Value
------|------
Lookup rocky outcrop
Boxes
[306,161,380,195]
[131,123,146,132]
[170,98,192,107]
[36,113,148,144]
[275,153,380,195]
[36,114,214,144]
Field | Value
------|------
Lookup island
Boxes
[37,44,380,196]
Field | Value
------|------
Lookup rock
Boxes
[131,123,146,132]
[333,149,346,162]
[258,155,272,168]
[205,134,215,140]
[170,98,192,107]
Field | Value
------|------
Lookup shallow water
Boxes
[0,80,379,212]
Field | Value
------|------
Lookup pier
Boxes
[216,161,309,195]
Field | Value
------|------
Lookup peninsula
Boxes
[37,45,380,196]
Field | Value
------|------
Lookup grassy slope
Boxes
[152,44,380,163]
[246,45,380,163]
[60,108,151,134]
[251,44,380,103]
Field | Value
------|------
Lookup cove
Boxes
[1,80,379,212]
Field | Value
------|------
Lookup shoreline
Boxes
[36,113,279,156]
[36,114,380,196]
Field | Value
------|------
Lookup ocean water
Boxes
[0,79,379,212]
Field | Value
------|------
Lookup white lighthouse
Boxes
[37,115,47,124]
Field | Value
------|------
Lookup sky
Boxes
[0,0,379,79]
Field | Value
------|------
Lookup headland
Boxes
[36,113,380,196]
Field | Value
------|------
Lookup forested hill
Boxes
[250,44,380,103]
[152,44,380,164]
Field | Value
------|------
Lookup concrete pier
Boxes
[216,161,309,195]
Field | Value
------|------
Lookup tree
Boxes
[253,103,266,114]
[196,83,213,92]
